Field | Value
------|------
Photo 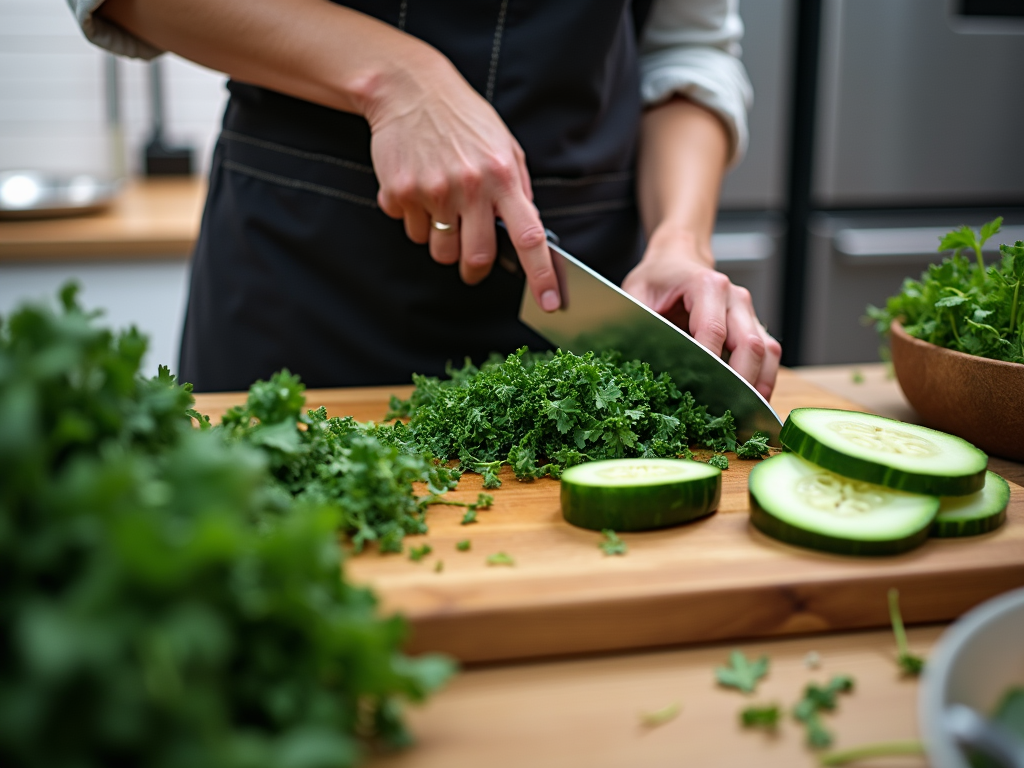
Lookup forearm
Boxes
[97,0,444,122]
[636,97,730,267]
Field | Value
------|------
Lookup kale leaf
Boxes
[707,453,730,470]
[736,431,771,459]
[389,349,739,483]
[219,374,460,553]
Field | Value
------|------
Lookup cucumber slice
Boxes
[560,458,721,531]
[749,453,939,556]
[779,408,986,497]
[932,471,1010,538]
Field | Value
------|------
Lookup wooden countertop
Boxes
[0,178,205,262]
[373,625,939,768]
[193,364,1021,768]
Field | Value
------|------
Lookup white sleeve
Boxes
[66,0,163,60]
[639,0,753,166]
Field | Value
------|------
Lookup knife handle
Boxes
[496,220,560,277]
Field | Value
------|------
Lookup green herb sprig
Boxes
[887,588,924,676]
[793,676,854,749]
[600,529,628,556]
[716,650,769,694]
[640,702,681,728]
[868,217,1024,364]
[409,543,433,562]
[741,704,781,730]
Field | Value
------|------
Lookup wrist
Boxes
[350,39,449,127]
[645,222,715,268]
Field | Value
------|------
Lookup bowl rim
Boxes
[890,320,1024,372]
[918,586,1024,768]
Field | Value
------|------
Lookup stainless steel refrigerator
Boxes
[712,0,795,339]
[798,0,1024,365]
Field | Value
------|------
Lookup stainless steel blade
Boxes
[518,240,782,443]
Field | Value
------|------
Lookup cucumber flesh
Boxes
[560,458,721,532]
[932,471,1010,538]
[749,453,939,556]
[780,408,987,497]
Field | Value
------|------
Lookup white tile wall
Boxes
[0,0,228,178]
[1,0,224,377]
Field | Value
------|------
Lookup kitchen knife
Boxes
[496,223,782,443]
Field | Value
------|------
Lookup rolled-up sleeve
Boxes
[639,0,753,166]
[66,0,163,60]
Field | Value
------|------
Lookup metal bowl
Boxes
[0,171,120,220]
[919,587,1024,768]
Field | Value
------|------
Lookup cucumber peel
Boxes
[780,408,986,497]
[932,471,1010,538]
[560,458,721,532]
[749,453,939,556]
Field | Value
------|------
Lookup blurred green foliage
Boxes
[0,286,453,768]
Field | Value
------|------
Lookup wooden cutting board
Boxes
[193,369,1024,664]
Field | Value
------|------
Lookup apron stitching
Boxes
[533,171,633,187]
[397,0,408,30]
[484,0,510,103]
[539,199,632,218]
[221,130,376,174]
[222,160,379,209]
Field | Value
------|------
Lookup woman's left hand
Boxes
[621,229,781,401]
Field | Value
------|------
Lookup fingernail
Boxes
[541,290,560,312]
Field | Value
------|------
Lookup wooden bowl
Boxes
[890,320,1024,462]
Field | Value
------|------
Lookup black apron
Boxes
[180,0,652,392]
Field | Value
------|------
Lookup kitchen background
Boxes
[1,0,1023,374]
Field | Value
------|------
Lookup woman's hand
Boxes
[96,0,560,311]
[633,96,781,399]
[622,228,781,400]
[365,51,560,311]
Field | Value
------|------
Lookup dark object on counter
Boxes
[143,57,193,176]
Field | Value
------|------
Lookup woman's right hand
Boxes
[364,48,560,311]
[95,0,560,311]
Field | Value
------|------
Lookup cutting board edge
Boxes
[402,562,1024,664]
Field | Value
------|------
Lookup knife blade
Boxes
[496,223,782,443]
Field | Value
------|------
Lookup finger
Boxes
[428,211,461,265]
[404,206,431,245]
[513,142,533,202]
[496,193,559,311]
[686,271,730,356]
[723,287,767,387]
[459,202,496,285]
[377,187,405,221]
[753,329,782,401]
